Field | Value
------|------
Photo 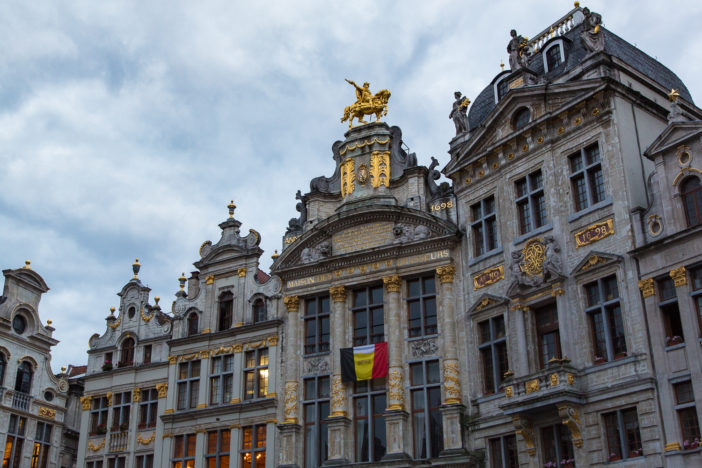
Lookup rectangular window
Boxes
[218,292,233,331]
[86,461,104,468]
[177,360,201,410]
[407,276,437,338]
[241,425,266,468]
[90,396,109,434]
[535,305,561,368]
[135,454,153,468]
[569,143,605,212]
[303,375,330,468]
[3,415,27,468]
[107,457,126,468]
[112,391,131,431]
[352,285,384,346]
[541,424,574,467]
[210,354,234,405]
[353,378,387,462]
[690,266,702,336]
[471,195,498,257]
[143,345,152,364]
[171,434,196,468]
[479,315,508,394]
[139,388,158,429]
[674,381,701,447]
[410,360,443,459]
[244,348,268,400]
[658,277,685,346]
[603,408,643,461]
[30,422,52,468]
[515,170,547,234]
[585,275,627,363]
[304,296,331,355]
[206,429,230,468]
[489,434,518,468]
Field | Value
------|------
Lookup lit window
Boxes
[171,434,196,468]
[31,422,52,468]
[244,348,268,400]
[3,415,27,468]
[206,429,230,467]
[240,425,266,468]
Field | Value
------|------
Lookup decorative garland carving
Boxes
[107,317,121,330]
[140,307,153,323]
[137,432,155,445]
[88,439,105,452]
[283,381,299,423]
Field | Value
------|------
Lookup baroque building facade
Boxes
[0,263,84,468]
[72,4,702,468]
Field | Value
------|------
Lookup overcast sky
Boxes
[1,1,700,371]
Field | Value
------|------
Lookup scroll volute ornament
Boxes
[512,416,536,456]
[329,286,347,303]
[283,296,300,312]
[558,404,584,448]
[383,275,401,293]
[436,265,456,284]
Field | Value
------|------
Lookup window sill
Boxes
[512,223,553,246]
[468,247,504,266]
[567,197,613,223]
[665,343,685,351]
[303,351,330,358]
[406,334,439,342]
[582,354,637,374]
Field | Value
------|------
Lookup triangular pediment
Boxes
[571,251,622,276]
[644,121,702,159]
[467,293,510,315]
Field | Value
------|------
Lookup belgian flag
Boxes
[340,342,388,382]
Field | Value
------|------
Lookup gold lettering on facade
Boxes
[473,265,504,289]
[333,222,393,255]
[574,218,614,248]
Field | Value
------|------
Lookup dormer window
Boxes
[512,107,531,131]
[681,176,702,227]
[15,361,33,394]
[12,314,26,335]
[187,312,199,336]
[218,292,233,331]
[120,338,135,367]
[253,298,266,324]
[543,40,565,72]
[496,78,509,102]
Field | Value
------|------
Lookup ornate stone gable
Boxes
[571,251,622,276]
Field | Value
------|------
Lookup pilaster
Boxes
[277,422,302,468]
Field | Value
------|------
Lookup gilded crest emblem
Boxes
[521,238,546,277]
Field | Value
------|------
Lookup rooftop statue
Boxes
[581,8,604,53]
[341,79,391,129]
[449,91,470,135]
[507,29,530,71]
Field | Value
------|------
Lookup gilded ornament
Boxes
[567,373,575,385]
[492,162,499,170]
[329,286,348,303]
[330,375,347,417]
[267,392,277,398]
[507,152,515,160]
[205,275,215,285]
[670,266,687,287]
[465,177,472,184]
[521,144,529,152]
[106,392,113,406]
[558,126,565,134]
[230,398,241,404]
[200,350,210,359]
[233,344,244,353]
[88,439,105,452]
[341,79,391,128]
[638,278,655,298]
[647,214,663,236]
[140,307,153,323]
[436,264,457,284]
[473,265,504,289]
[505,385,514,398]
[665,442,682,451]
[574,218,614,248]
[38,407,56,419]
[512,416,536,456]
[549,373,559,386]
[80,395,92,410]
[163,408,174,414]
[668,89,680,102]
[162,432,174,438]
[521,238,546,276]
[283,381,299,423]
[339,136,390,155]
[370,151,391,188]
[196,403,207,409]
[442,359,461,404]
[356,164,369,184]
[475,297,498,311]
[676,145,692,166]
[283,296,300,312]
[574,117,582,125]
[132,387,141,403]
[168,355,178,365]
[387,367,405,410]
[592,107,600,116]
[673,166,702,186]
[340,157,356,197]
[267,335,279,346]
[382,275,401,293]
[581,255,607,271]
[558,405,583,448]
[237,267,247,277]
[478,169,485,177]
[137,432,155,445]
[107,316,121,330]
[525,379,539,394]
[155,383,168,398]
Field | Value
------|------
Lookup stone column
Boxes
[326,286,352,465]
[381,275,411,461]
[279,296,302,468]
[436,264,467,456]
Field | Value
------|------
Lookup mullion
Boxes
[598,279,615,360]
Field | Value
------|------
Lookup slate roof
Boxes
[467,21,692,131]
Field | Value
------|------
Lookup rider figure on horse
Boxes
[346,79,373,107]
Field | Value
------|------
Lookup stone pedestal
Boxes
[277,423,302,468]
[324,416,352,465]
[439,404,466,455]
[381,409,412,461]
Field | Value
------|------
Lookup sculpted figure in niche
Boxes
[510,251,530,287]
[300,241,331,264]
[427,156,453,200]
[449,91,470,135]
[507,29,530,71]
[581,8,604,53]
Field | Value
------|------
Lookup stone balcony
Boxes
[499,361,584,415]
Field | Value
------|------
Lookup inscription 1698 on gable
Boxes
[333,222,394,255]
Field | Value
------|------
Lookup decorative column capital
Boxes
[382,275,401,293]
[638,278,655,298]
[283,296,300,312]
[132,387,141,403]
[329,286,348,303]
[436,264,456,283]
[670,266,687,287]
[80,395,92,410]
[155,383,168,398]
[237,267,247,278]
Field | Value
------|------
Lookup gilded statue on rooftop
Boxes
[341,79,391,129]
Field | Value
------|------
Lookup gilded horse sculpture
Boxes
[341,79,391,129]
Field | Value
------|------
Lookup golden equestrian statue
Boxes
[341,79,391,129]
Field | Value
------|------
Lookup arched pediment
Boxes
[273,205,459,271]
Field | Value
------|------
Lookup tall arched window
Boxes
[681,176,702,227]
[120,338,135,366]
[15,361,33,394]
[187,312,199,336]
[0,353,6,387]
[218,292,234,331]
[253,298,267,324]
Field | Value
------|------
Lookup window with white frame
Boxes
[243,348,268,400]
[210,354,234,405]
[177,360,201,410]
